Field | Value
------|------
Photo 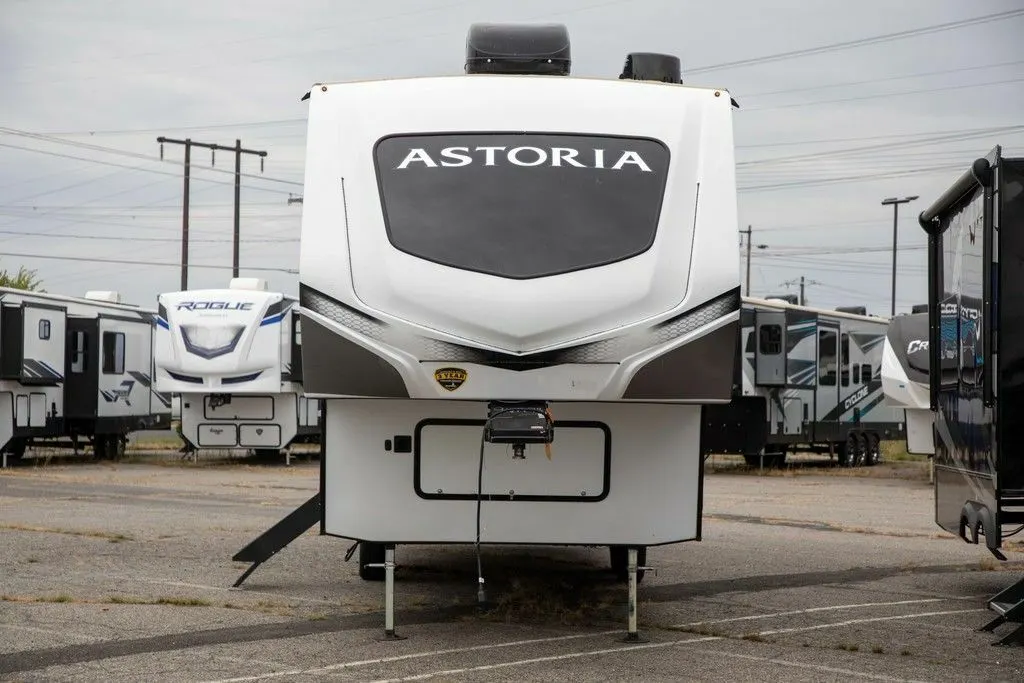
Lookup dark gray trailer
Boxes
[918,145,1024,645]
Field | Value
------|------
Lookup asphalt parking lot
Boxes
[2,451,1024,682]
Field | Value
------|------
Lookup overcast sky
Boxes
[2,0,1022,315]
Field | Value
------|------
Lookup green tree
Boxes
[0,265,45,292]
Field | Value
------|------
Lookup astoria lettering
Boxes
[396,146,653,172]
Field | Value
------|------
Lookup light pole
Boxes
[881,195,919,316]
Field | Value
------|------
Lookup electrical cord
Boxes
[474,404,553,607]
[475,427,487,605]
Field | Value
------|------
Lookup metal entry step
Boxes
[979,574,1024,646]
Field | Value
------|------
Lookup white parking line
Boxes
[702,649,931,683]
[199,604,989,683]
[371,609,984,682]
[368,637,723,683]
[0,622,95,642]
[198,630,622,683]
[755,608,985,636]
[676,598,947,627]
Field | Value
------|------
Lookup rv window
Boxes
[38,319,51,340]
[102,331,125,375]
[853,364,861,384]
[758,324,782,355]
[818,329,837,386]
[840,333,850,387]
[374,133,671,279]
[861,363,872,384]
[71,331,86,374]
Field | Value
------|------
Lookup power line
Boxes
[0,141,296,196]
[738,162,967,193]
[740,58,1024,99]
[0,250,296,274]
[744,75,1024,113]
[0,128,303,187]
[735,124,1024,149]
[15,0,482,74]
[0,228,296,243]
[687,9,1024,73]
[738,125,1024,167]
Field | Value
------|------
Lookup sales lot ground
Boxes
[2,450,1024,682]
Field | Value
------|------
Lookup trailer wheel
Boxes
[838,432,861,467]
[609,545,646,583]
[852,433,867,467]
[358,541,387,581]
[863,433,881,466]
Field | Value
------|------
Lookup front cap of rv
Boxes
[297,30,741,402]
[154,289,287,394]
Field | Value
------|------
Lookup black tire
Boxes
[864,433,881,466]
[838,432,860,467]
[93,435,108,460]
[609,545,647,583]
[358,541,387,581]
[851,432,866,467]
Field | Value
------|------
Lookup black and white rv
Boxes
[0,287,172,463]
[153,278,320,459]
[720,296,904,467]
[232,25,743,639]
[915,145,1024,644]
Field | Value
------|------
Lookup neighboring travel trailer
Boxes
[232,24,743,639]
[0,287,171,463]
[916,145,1024,645]
[880,311,935,456]
[726,296,904,467]
[153,278,320,459]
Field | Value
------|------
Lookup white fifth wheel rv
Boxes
[880,311,935,456]
[718,295,904,467]
[1,287,171,463]
[252,25,741,638]
[153,278,319,458]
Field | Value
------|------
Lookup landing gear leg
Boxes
[379,544,405,641]
[622,547,648,643]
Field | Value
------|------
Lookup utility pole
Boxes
[158,136,267,287]
[881,195,919,317]
[739,225,767,296]
[742,225,752,296]
[782,276,821,306]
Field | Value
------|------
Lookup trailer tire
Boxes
[838,432,861,467]
[864,433,881,466]
[609,545,646,583]
[358,541,387,581]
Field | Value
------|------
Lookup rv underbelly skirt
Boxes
[323,399,703,546]
[179,392,300,449]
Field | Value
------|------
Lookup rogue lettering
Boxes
[176,301,254,311]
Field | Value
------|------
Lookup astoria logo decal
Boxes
[434,367,468,391]
[176,301,254,311]
[396,146,653,172]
